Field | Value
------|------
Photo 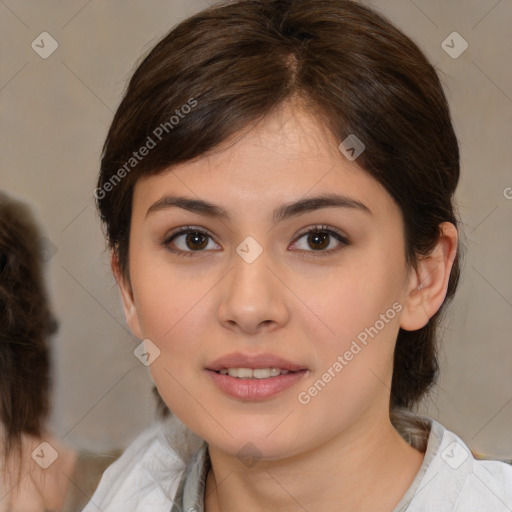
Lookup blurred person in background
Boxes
[0,191,76,512]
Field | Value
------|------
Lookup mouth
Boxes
[204,353,309,400]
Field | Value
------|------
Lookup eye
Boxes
[290,225,349,256]
[163,226,220,257]
[162,224,349,258]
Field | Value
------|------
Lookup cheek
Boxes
[131,246,200,337]
[296,252,404,351]
[135,284,208,353]
[130,252,214,378]
[293,270,402,429]
[134,275,210,411]
[289,252,405,419]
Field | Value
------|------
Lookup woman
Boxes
[84,0,512,510]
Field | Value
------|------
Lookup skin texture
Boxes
[115,101,458,512]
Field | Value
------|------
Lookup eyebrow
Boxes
[145,193,372,222]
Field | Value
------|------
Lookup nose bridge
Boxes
[232,244,270,298]
[217,237,289,332]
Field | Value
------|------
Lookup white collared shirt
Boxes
[82,414,512,512]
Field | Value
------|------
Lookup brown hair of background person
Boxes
[95,0,461,415]
[0,191,55,463]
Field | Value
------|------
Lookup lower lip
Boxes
[205,369,308,400]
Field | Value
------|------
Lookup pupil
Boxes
[308,232,329,250]
[186,232,208,250]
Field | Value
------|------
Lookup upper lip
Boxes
[206,352,307,372]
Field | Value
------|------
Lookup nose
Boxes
[217,245,290,335]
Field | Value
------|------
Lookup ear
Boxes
[400,222,458,331]
[111,251,143,339]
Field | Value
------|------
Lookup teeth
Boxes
[218,367,291,379]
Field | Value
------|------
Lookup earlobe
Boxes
[400,222,458,331]
[111,251,143,339]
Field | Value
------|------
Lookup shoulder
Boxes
[409,418,512,511]
[456,436,512,511]
[81,414,204,512]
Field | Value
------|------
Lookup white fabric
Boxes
[81,414,203,512]
[82,415,512,512]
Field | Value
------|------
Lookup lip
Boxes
[205,352,308,372]
[205,352,309,401]
[205,369,308,400]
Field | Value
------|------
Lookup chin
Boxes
[207,423,306,461]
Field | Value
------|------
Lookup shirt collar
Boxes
[170,440,210,512]
[169,418,439,512]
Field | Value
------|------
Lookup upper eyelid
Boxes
[294,224,348,240]
[164,225,217,243]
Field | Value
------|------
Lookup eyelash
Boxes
[162,225,350,259]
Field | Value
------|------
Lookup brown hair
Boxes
[96,0,461,412]
[0,192,55,461]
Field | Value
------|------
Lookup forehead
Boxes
[132,102,398,222]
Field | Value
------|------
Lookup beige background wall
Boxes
[1,0,511,459]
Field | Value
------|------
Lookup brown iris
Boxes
[307,231,330,250]
[186,231,209,250]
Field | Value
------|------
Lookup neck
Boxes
[204,411,425,512]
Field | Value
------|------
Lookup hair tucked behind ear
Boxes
[0,192,56,463]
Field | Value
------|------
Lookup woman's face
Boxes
[121,102,417,459]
